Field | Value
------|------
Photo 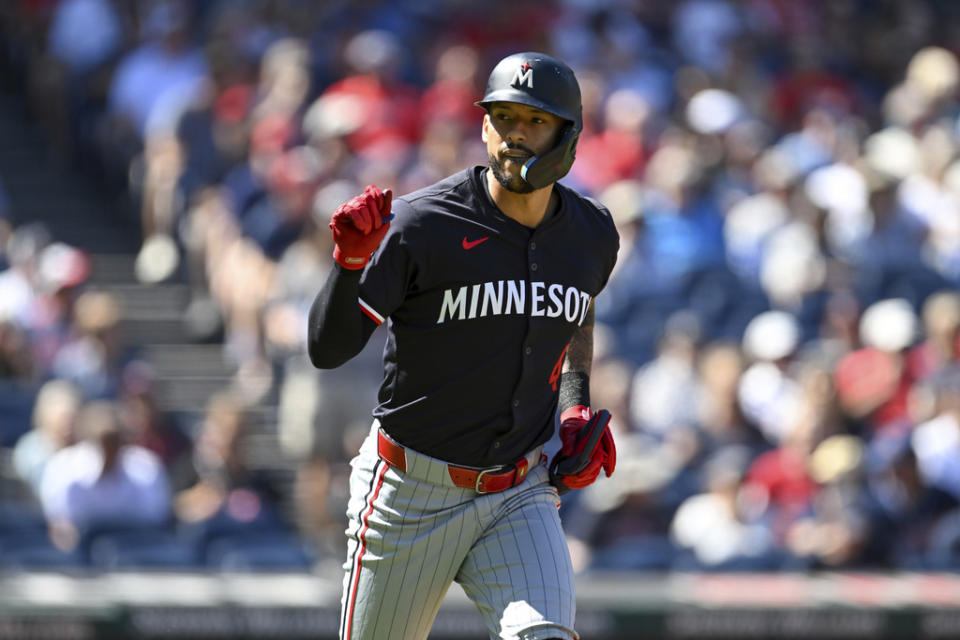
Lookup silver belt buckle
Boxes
[474,466,504,494]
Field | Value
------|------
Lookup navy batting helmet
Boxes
[476,52,582,189]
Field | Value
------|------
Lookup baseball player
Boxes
[308,51,619,640]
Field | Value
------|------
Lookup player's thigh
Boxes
[456,468,577,640]
[340,454,479,640]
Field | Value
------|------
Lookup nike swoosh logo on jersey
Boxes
[462,236,489,250]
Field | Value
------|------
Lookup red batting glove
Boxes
[330,185,393,269]
[554,405,616,490]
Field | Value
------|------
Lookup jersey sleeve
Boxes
[584,196,620,292]
[357,198,417,324]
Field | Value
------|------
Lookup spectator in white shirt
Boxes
[39,400,172,551]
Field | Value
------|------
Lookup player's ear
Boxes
[481,113,490,143]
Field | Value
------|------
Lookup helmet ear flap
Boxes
[520,124,580,189]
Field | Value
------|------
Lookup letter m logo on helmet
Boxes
[511,62,534,89]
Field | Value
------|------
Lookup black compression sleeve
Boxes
[558,371,590,413]
[307,264,378,368]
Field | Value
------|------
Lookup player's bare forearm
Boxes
[562,302,594,375]
[307,264,376,368]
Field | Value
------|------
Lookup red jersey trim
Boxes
[358,298,384,325]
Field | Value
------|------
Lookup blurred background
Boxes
[2,0,960,638]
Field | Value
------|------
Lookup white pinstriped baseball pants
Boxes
[339,422,578,640]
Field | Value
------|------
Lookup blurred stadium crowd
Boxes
[2,0,960,575]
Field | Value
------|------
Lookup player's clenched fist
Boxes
[549,405,616,493]
[330,184,393,269]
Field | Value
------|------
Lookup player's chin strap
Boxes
[520,124,580,190]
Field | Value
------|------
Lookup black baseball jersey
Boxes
[356,167,618,467]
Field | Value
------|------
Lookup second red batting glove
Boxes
[330,185,393,269]
[549,406,616,492]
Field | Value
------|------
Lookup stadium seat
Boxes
[177,500,291,559]
[588,536,679,572]
[87,528,201,569]
[0,382,36,448]
[0,501,47,534]
[205,531,317,571]
[0,530,85,569]
[924,509,960,570]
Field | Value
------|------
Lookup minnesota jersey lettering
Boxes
[437,279,592,325]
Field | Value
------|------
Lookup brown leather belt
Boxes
[377,429,533,494]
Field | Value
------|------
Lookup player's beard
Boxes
[488,152,535,194]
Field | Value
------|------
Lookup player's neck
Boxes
[486,171,557,228]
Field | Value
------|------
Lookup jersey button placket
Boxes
[513,236,535,419]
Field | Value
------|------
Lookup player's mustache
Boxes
[501,143,535,156]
